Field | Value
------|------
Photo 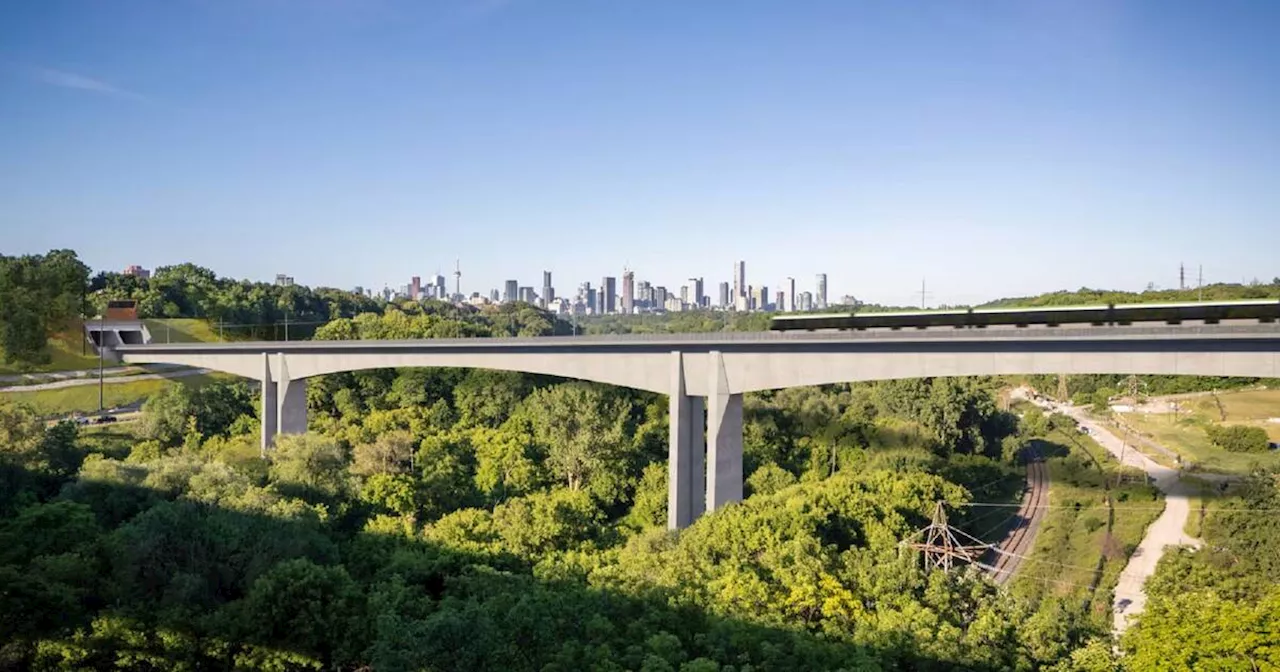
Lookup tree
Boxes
[1204,424,1271,453]
[269,434,350,499]
[522,384,630,495]
[351,430,415,476]
[138,385,193,447]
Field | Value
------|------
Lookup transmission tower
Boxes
[907,502,991,572]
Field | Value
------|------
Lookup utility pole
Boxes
[1198,265,1204,302]
[284,312,290,342]
[919,278,931,309]
[1180,262,1186,290]
[98,312,105,415]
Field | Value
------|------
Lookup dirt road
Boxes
[1043,401,1200,636]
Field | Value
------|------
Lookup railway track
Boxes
[989,454,1050,585]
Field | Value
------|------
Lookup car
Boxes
[93,415,118,425]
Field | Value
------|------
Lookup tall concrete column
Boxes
[706,350,743,511]
[275,353,308,437]
[668,352,707,530]
[260,353,277,455]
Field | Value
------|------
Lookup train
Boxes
[768,299,1280,332]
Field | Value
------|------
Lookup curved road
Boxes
[1042,402,1202,636]
[0,367,210,393]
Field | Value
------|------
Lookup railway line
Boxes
[988,453,1050,585]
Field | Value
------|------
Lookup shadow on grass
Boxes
[0,461,979,672]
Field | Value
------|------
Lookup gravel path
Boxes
[1049,403,1200,636]
[0,368,211,393]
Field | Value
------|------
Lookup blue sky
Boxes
[2,0,1278,306]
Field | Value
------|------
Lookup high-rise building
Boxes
[622,270,635,314]
[654,286,668,309]
[799,291,814,311]
[123,265,151,279]
[434,274,447,298]
[489,288,500,302]
[733,261,746,300]
[786,277,796,312]
[542,271,554,308]
[410,276,421,301]
[503,280,518,303]
[637,281,652,310]
[518,286,536,304]
[275,274,294,287]
[665,296,684,312]
[754,285,769,311]
[585,287,598,314]
[688,277,704,308]
[601,276,617,314]
[816,273,828,310]
[718,282,730,308]
[679,285,689,306]
[775,290,785,312]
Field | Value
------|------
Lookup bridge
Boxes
[112,324,1280,529]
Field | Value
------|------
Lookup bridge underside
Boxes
[117,330,1280,530]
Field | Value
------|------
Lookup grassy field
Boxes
[0,373,225,417]
[142,319,225,344]
[0,326,100,374]
[1013,425,1162,624]
[1117,412,1280,474]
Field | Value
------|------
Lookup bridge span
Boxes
[113,324,1280,529]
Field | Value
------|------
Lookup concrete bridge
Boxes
[113,324,1280,529]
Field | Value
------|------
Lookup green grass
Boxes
[1014,426,1162,624]
[142,318,226,344]
[1,373,225,417]
[0,326,100,374]
[1117,412,1280,474]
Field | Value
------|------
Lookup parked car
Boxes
[93,415,118,425]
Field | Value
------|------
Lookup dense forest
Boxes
[3,250,1279,669]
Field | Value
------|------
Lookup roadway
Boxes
[113,322,1280,353]
[1024,396,1219,637]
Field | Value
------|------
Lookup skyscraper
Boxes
[410,276,421,301]
[733,261,746,300]
[654,286,668,309]
[775,290,785,312]
[602,276,617,314]
[542,271,554,308]
[679,285,689,306]
[434,274,447,298]
[754,285,769,312]
[503,280,518,303]
[786,277,796,312]
[816,273,828,310]
[718,282,730,308]
[688,277,704,308]
[518,286,536,304]
[622,270,635,314]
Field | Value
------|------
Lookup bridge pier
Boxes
[706,350,743,512]
[668,352,706,530]
[259,353,309,455]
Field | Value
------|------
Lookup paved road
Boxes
[0,367,210,393]
[1042,401,1201,636]
[0,363,185,386]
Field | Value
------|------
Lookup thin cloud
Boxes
[28,67,148,101]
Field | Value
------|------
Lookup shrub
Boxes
[1204,424,1270,453]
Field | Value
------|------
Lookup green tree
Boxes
[522,384,630,495]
